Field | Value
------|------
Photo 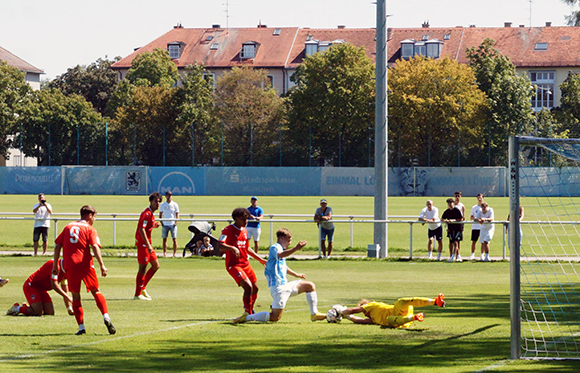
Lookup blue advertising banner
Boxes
[321,167,375,196]
[0,167,61,194]
[206,167,321,196]
[148,167,205,195]
[64,166,148,195]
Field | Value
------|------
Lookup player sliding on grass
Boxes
[134,192,162,300]
[332,294,446,328]
[233,227,326,324]
[52,205,115,335]
[219,208,267,321]
[7,259,73,316]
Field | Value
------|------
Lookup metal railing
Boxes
[0,212,512,258]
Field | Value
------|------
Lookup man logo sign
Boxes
[157,172,196,195]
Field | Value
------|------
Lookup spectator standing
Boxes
[469,194,485,260]
[475,202,495,262]
[32,193,53,256]
[246,196,264,253]
[159,191,179,258]
[418,200,443,260]
[453,191,465,260]
[314,199,334,258]
[442,198,463,262]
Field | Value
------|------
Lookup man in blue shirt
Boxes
[246,196,264,253]
[233,228,326,323]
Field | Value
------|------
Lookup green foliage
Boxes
[18,88,104,165]
[214,66,285,166]
[388,56,488,167]
[0,61,32,160]
[126,48,179,88]
[48,57,120,115]
[286,43,375,166]
[554,71,580,138]
[466,39,535,165]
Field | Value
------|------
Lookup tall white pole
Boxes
[374,0,388,257]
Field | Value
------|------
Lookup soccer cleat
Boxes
[133,295,151,301]
[311,312,326,322]
[434,293,446,308]
[6,303,19,316]
[233,312,249,324]
[456,255,463,262]
[140,289,152,300]
[104,319,116,335]
[469,253,475,260]
[75,329,86,335]
[0,278,8,287]
[414,312,425,322]
[436,254,441,261]
[480,253,485,261]
[428,253,433,260]
[447,255,455,263]
[483,255,490,262]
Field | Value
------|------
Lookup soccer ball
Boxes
[326,308,342,323]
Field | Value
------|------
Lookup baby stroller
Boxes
[184,221,220,257]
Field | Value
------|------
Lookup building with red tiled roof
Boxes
[112,22,580,111]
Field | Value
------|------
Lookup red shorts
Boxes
[66,264,99,293]
[137,243,158,265]
[227,263,257,286]
[23,282,52,305]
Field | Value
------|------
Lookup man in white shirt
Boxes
[469,193,484,260]
[32,193,53,256]
[159,191,179,257]
[419,200,443,260]
[475,202,495,262]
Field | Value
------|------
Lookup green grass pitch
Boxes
[1,195,580,371]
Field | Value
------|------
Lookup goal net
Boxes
[510,136,580,360]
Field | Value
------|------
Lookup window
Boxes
[318,42,331,52]
[210,43,219,50]
[241,43,256,59]
[400,40,414,59]
[305,42,318,56]
[414,42,426,56]
[273,29,281,36]
[534,42,548,51]
[168,43,181,59]
[426,43,439,58]
[422,34,429,41]
[530,71,555,110]
[205,36,214,41]
[444,33,451,40]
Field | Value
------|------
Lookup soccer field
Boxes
[1,256,580,372]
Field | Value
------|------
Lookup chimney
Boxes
[546,21,552,27]
[504,22,512,27]
[422,20,430,28]
[337,25,345,29]
[212,24,220,28]
[519,25,525,28]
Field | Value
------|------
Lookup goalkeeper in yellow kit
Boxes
[335,293,445,328]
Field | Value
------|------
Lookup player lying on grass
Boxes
[332,294,446,328]
[6,259,73,316]
[233,227,326,323]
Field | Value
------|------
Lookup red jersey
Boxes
[26,259,65,291]
[135,207,155,246]
[219,224,250,268]
[55,220,101,271]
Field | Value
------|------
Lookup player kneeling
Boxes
[6,259,73,317]
[330,294,446,328]
[233,228,326,324]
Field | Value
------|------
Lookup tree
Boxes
[388,56,488,167]
[214,66,284,166]
[48,57,120,115]
[18,88,104,165]
[285,43,375,166]
[554,71,580,139]
[174,63,219,166]
[0,61,32,160]
[466,39,535,165]
[126,48,179,88]
[561,0,580,26]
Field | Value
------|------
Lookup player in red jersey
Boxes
[134,192,162,300]
[6,259,73,316]
[52,205,115,335]
[218,207,266,321]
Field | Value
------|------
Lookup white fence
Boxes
[0,212,511,259]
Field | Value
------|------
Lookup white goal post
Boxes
[510,136,580,360]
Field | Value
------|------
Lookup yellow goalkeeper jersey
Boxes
[362,301,413,328]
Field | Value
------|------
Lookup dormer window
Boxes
[318,41,331,52]
[425,39,443,58]
[240,42,258,59]
[400,39,415,59]
[167,42,184,59]
[400,38,443,59]
[305,40,318,56]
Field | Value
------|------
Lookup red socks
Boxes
[73,300,83,325]
[93,292,108,315]
[135,273,145,296]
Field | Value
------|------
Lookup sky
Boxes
[0,0,576,80]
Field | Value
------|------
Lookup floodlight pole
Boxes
[509,135,521,359]
[374,0,388,257]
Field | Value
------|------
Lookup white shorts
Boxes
[162,225,177,239]
[479,227,495,243]
[246,227,261,241]
[270,280,301,310]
